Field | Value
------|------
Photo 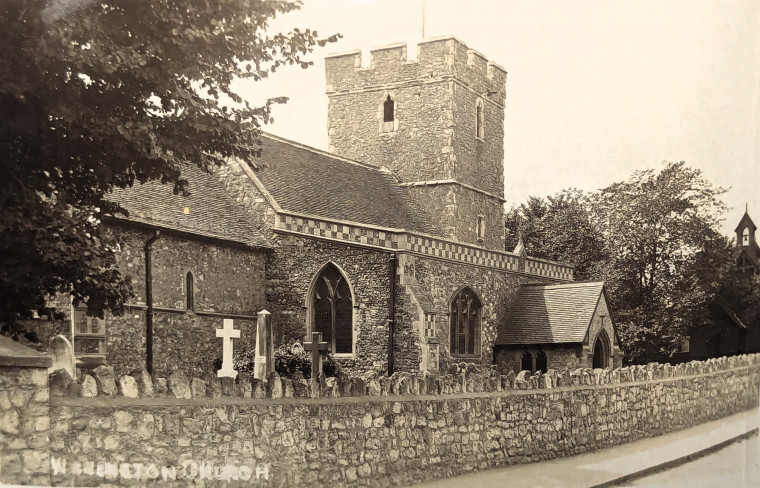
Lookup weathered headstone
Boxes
[216,318,240,378]
[92,365,117,397]
[303,331,330,380]
[168,370,191,399]
[254,310,274,380]
[190,378,207,398]
[79,375,98,398]
[118,375,139,398]
[49,335,75,378]
[49,368,74,397]
[132,370,154,398]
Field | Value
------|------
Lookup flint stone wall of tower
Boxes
[325,37,507,249]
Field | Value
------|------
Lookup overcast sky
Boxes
[235,0,759,238]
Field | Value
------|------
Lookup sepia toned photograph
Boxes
[0,0,758,486]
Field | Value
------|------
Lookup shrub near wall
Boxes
[2,355,759,487]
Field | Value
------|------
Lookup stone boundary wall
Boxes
[1,355,759,486]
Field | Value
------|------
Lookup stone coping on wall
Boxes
[274,213,574,280]
[0,335,52,368]
[48,353,760,403]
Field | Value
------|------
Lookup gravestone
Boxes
[303,331,330,379]
[216,318,240,378]
[254,310,274,380]
[49,335,75,377]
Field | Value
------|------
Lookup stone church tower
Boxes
[325,37,507,250]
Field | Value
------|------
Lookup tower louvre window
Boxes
[476,98,485,139]
[477,215,485,240]
[383,95,394,122]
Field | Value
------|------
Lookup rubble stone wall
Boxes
[2,354,759,487]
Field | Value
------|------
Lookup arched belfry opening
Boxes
[592,329,610,369]
[307,263,354,355]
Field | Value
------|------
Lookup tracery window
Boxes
[73,307,106,360]
[449,287,482,357]
[311,263,353,354]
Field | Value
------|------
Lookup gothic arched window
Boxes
[536,350,547,374]
[383,95,395,122]
[521,351,533,373]
[311,264,353,354]
[185,272,195,311]
[449,287,482,357]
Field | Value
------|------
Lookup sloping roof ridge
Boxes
[521,281,604,289]
[261,132,394,176]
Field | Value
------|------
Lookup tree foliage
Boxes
[0,0,338,329]
[506,162,748,363]
[505,189,607,281]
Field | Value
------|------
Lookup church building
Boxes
[36,37,622,378]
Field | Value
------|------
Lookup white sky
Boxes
[235,0,760,237]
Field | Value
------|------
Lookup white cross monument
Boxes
[216,318,241,378]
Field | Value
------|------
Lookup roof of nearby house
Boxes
[253,134,438,235]
[109,164,266,248]
[496,282,606,345]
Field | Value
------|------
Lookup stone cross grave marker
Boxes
[303,332,331,379]
[49,334,75,377]
[254,310,274,380]
[216,319,241,378]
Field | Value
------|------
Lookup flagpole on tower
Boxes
[422,0,426,39]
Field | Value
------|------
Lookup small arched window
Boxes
[536,350,547,374]
[185,272,195,311]
[742,228,750,246]
[476,98,485,139]
[477,215,485,240]
[449,287,482,357]
[521,351,533,373]
[383,95,395,122]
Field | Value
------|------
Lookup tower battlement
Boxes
[325,37,506,104]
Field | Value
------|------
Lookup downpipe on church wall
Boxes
[144,230,161,374]
[388,253,396,376]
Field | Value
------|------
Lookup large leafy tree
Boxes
[505,189,607,281]
[593,162,728,362]
[0,0,338,330]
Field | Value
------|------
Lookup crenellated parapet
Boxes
[325,37,507,104]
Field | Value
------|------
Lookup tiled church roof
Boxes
[109,164,266,247]
[253,134,438,235]
[496,282,605,345]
